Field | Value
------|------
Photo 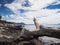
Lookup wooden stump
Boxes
[32,39,43,45]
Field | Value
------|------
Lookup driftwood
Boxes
[24,18,60,39]
[24,26,60,39]
[0,26,60,45]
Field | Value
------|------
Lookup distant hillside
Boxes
[0,15,14,24]
[15,22,25,26]
[0,20,14,24]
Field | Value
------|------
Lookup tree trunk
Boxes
[24,28,60,39]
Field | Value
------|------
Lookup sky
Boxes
[0,0,60,24]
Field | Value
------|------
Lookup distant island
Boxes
[15,22,26,26]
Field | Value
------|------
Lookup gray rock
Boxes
[38,36,60,45]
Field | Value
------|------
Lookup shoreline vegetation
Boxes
[0,16,60,45]
[0,15,14,24]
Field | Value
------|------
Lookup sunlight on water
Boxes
[24,24,60,31]
[24,24,36,31]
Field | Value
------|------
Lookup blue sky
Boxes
[0,0,60,24]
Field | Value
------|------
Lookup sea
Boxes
[24,24,36,31]
[24,24,60,31]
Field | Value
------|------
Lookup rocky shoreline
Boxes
[0,25,60,45]
[0,25,35,45]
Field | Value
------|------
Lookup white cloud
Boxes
[52,0,60,5]
[28,0,56,10]
[5,14,33,24]
[4,0,60,24]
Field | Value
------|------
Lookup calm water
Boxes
[24,24,60,31]
[24,25,36,31]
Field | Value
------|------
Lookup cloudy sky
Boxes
[0,0,60,24]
